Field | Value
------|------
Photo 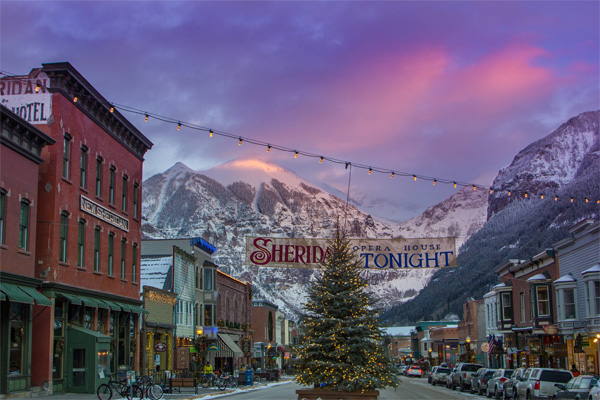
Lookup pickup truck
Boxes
[451,362,483,391]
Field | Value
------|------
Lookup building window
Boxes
[120,239,126,279]
[501,292,512,321]
[536,286,550,317]
[96,157,103,197]
[204,269,213,291]
[19,200,30,250]
[108,232,114,275]
[132,243,137,282]
[59,211,68,262]
[109,166,116,204]
[204,304,213,326]
[121,175,128,212]
[520,293,525,323]
[80,146,88,189]
[133,183,139,219]
[94,226,101,271]
[595,281,600,316]
[0,189,6,245]
[62,134,71,179]
[563,288,576,319]
[77,219,85,267]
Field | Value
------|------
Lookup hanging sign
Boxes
[0,72,52,124]
[245,236,456,269]
[154,342,167,352]
[208,344,219,351]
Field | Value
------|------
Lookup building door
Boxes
[70,348,87,392]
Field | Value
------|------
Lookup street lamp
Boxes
[594,334,599,374]
[466,337,471,363]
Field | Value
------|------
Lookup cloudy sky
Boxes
[1,1,598,221]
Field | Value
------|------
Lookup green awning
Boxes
[0,291,5,301]
[95,299,110,309]
[77,296,99,308]
[58,293,82,305]
[118,303,135,312]
[102,299,122,311]
[0,282,34,304]
[128,305,147,315]
[18,286,52,306]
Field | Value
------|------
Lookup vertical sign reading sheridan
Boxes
[80,195,129,232]
[245,236,456,269]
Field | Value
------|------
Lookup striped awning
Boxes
[215,333,244,358]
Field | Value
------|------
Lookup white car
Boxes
[406,365,423,378]
[589,380,600,400]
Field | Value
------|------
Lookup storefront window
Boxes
[97,309,107,334]
[84,307,93,329]
[98,350,109,379]
[69,304,82,326]
[9,303,25,375]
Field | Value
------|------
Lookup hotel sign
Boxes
[245,236,456,269]
[80,195,129,232]
[0,72,52,125]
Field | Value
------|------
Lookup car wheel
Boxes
[503,389,511,400]
[487,387,492,398]
[460,381,466,392]
[432,381,436,386]
[495,387,501,399]
[514,391,519,400]
[478,385,483,396]
[526,391,532,400]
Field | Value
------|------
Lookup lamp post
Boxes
[466,337,471,363]
[594,334,599,374]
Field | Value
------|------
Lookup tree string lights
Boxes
[2,70,598,205]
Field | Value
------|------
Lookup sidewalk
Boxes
[44,376,294,400]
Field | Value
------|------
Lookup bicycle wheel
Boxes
[218,378,226,391]
[148,384,164,400]
[201,376,210,388]
[97,383,113,400]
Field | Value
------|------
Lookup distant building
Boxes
[382,327,414,363]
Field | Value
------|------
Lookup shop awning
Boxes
[77,295,100,308]
[102,299,123,311]
[0,282,34,304]
[58,292,82,305]
[217,333,244,357]
[18,286,52,306]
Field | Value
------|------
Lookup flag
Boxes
[488,334,496,354]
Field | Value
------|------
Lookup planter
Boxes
[296,388,379,400]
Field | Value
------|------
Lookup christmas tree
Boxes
[294,231,399,392]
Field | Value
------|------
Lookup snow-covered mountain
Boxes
[488,110,599,217]
[141,157,488,318]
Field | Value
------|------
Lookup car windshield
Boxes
[436,368,451,373]
[505,370,514,378]
[539,371,572,383]
[485,371,495,377]
[463,365,481,372]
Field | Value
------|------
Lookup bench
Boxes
[168,377,197,394]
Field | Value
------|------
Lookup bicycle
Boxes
[135,375,164,400]
[97,375,141,400]
[200,373,216,388]
[218,373,239,391]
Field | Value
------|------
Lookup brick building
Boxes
[0,106,55,397]
[251,300,279,370]
[456,299,485,364]
[215,270,252,371]
[1,62,152,395]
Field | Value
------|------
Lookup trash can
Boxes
[245,369,253,386]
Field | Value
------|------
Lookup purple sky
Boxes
[2,1,598,220]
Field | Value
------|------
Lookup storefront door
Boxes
[70,348,87,392]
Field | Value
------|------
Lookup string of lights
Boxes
[2,70,598,204]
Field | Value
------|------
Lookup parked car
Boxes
[503,368,527,400]
[407,365,423,378]
[589,379,600,400]
[471,368,497,395]
[397,365,409,375]
[428,366,438,384]
[451,362,484,391]
[514,368,573,400]
[431,367,452,386]
[487,369,514,399]
[552,375,599,400]
[447,368,457,388]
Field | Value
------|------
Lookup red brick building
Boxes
[1,62,152,395]
[215,271,253,371]
[0,106,55,397]
[251,300,279,370]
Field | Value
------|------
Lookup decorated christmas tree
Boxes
[294,231,399,393]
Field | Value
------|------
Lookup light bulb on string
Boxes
[319,157,323,163]
[433,180,437,186]
[238,138,243,146]
[110,107,114,113]
[73,96,78,103]
[540,194,544,199]
[413,175,417,181]
[555,196,559,201]
[490,188,494,194]
[508,190,511,196]
[35,84,40,92]
[209,129,213,138]
[524,192,528,198]
[177,122,181,130]
[368,168,372,175]
[390,172,394,178]
[267,145,271,152]
[295,151,298,158]
[145,114,149,122]
[571,197,574,203]
[585,198,589,203]
[454,182,457,188]
[473,185,476,191]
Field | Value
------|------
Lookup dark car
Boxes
[553,375,599,400]
[470,368,496,395]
